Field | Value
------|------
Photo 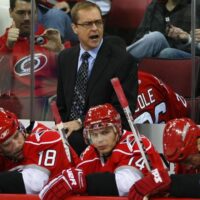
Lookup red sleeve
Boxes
[152,74,188,119]
[130,135,165,175]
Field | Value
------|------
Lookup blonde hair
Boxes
[71,1,102,24]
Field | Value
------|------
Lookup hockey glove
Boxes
[128,168,171,200]
[39,168,86,200]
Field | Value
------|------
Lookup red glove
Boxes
[39,168,86,200]
[128,169,171,200]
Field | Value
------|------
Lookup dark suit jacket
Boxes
[57,36,138,130]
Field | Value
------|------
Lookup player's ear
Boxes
[72,23,78,34]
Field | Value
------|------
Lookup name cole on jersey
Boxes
[133,71,188,124]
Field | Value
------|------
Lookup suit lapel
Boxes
[65,47,80,107]
[86,41,111,96]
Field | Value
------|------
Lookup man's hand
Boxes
[192,29,200,43]
[39,168,86,200]
[128,169,171,200]
[41,28,64,52]
[167,25,189,43]
[61,120,82,138]
[6,21,19,49]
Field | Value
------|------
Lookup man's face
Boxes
[89,126,118,156]
[72,7,104,50]
[9,0,37,36]
[0,131,25,161]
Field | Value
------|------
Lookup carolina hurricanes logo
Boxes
[14,53,47,76]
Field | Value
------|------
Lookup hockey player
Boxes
[128,118,200,199]
[163,118,200,174]
[39,103,165,200]
[0,0,70,119]
[133,71,188,123]
[0,107,78,194]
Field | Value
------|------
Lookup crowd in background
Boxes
[0,0,200,199]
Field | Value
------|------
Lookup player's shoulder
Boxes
[138,71,171,96]
[26,122,61,144]
[80,145,97,160]
[77,146,99,169]
[117,130,153,153]
[114,130,136,154]
[138,71,162,87]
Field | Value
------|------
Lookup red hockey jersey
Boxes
[133,71,188,123]
[0,122,79,178]
[77,130,164,176]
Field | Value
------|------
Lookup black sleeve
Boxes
[0,171,26,194]
[86,172,119,196]
[169,173,200,198]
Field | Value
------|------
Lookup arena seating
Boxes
[186,96,200,123]
[138,57,200,123]
[138,58,200,98]
[106,0,151,29]
[105,0,152,44]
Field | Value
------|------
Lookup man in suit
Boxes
[56,1,138,155]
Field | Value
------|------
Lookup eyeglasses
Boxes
[76,19,103,29]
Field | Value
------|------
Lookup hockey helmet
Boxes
[0,108,19,144]
[84,103,122,144]
[163,118,200,163]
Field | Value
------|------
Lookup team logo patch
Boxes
[14,53,47,76]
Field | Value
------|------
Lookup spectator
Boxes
[0,107,78,194]
[128,118,200,199]
[39,103,164,200]
[56,1,138,155]
[37,0,78,42]
[0,0,67,120]
[127,0,200,61]
[133,71,188,124]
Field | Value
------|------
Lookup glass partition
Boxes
[189,0,200,123]
[0,0,57,121]
[0,0,199,123]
